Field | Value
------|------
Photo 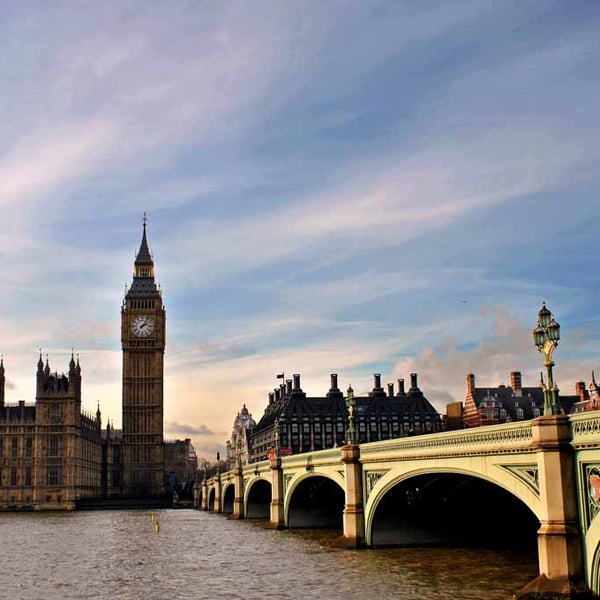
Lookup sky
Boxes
[1,0,600,459]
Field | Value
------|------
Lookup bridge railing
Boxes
[241,460,269,479]
[569,410,600,448]
[359,420,534,461]
[278,447,342,469]
[208,413,600,486]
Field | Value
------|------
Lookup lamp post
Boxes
[203,459,207,482]
[274,418,280,458]
[216,451,221,476]
[345,385,357,445]
[532,301,561,416]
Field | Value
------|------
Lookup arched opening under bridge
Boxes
[246,479,271,519]
[287,475,344,529]
[222,484,234,514]
[207,488,215,511]
[370,473,539,549]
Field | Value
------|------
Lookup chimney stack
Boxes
[293,374,301,391]
[467,373,476,396]
[510,371,522,395]
[274,388,280,401]
[409,372,419,391]
[286,379,292,394]
[397,378,406,396]
[268,392,274,405]
[387,383,394,398]
[373,373,382,389]
[330,373,339,391]
[575,381,588,403]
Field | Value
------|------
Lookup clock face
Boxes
[131,315,155,337]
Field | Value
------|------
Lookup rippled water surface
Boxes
[0,509,538,600]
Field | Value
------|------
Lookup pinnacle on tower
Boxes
[135,212,153,268]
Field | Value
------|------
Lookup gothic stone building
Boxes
[226,404,256,468]
[0,355,121,510]
[0,219,185,509]
[249,372,442,462]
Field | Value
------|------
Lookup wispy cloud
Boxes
[165,422,216,437]
[2,2,600,456]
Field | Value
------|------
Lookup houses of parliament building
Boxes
[0,220,173,509]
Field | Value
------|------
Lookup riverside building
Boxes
[248,372,442,462]
[0,218,188,509]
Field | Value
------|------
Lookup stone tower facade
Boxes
[0,357,5,408]
[121,219,166,497]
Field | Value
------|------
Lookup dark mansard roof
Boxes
[253,373,440,434]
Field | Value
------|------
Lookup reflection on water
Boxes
[0,510,537,600]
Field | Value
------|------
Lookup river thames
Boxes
[0,509,538,599]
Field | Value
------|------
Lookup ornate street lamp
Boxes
[345,385,357,445]
[274,418,280,458]
[216,451,221,476]
[532,301,561,416]
[203,459,207,482]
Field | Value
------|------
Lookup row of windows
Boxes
[128,446,160,463]
[129,298,155,308]
[252,415,441,460]
[480,407,541,421]
[0,437,34,458]
[1,466,57,487]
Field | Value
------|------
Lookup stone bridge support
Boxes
[201,480,208,511]
[341,445,365,547]
[269,456,285,529]
[213,476,222,514]
[232,466,244,519]
[516,415,593,599]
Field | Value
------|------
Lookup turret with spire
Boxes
[124,213,162,302]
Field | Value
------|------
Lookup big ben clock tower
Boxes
[121,216,166,497]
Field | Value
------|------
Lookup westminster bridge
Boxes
[196,413,600,598]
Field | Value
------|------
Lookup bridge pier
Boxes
[340,445,365,548]
[269,456,285,529]
[201,480,208,510]
[516,415,594,599]
[192,481,201,509]
[231,466,244,519]
[213,476,222,514]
